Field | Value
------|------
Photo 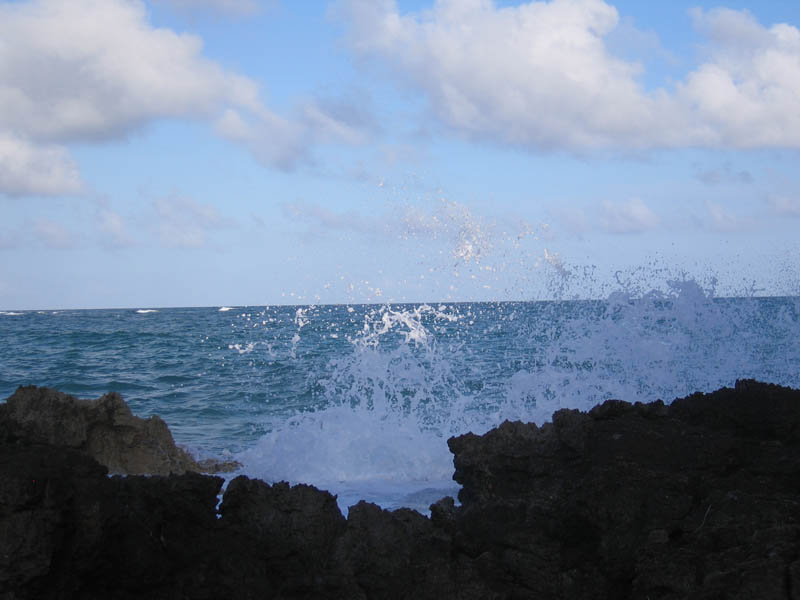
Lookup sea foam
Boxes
[235,283,800,512]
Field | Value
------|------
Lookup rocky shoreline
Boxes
[2,380,799,599]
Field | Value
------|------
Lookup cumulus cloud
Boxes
[0,0,264,142]
[680,8,800,148]
[340,0,667,150]
[0,0,368,196]
[339,0,800,152]
[0,134,81,196]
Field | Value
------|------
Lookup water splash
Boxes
[238,303,471,510]
[236,282,799,512]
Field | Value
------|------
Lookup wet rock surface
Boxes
[1,380,799,599]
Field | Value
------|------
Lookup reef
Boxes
[1,380,799,599]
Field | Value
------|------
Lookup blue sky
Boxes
[1,0,800,309]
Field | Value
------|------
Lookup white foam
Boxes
[135,309,158,314]
[238,303,475,512]
[0,311,23,316]
[237,283,800,513]
[228,342,255,354]
[218,306,234,312]
[238,403,459,512]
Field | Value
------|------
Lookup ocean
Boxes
[1,281,799,512]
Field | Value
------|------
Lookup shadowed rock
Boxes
[0,386,238,475]
[1,380,799,599]
[448,379,800,598]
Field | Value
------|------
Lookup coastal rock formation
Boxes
[448,379,800,598]
[0,386,237,475]
[1,380,799,599]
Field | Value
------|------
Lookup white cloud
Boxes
[605,15,675,66]
[340,0,800,152]
[341,0,665,151]
[153,195,235,247]
[0,0,262,143]
[679,8,800,148]
[0,133,81,196]
[0,0,366,195]
[216,92,378,170]
[215,108,311,171]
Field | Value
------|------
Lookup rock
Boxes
[0,386,239,475]
[332,500,490,599]
[448,379,800,599]
[218,476,349,597]
[1,379,799,599]
[0,439,226,599]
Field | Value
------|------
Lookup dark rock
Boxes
[0,437,224,599]
[448,379,800,599]
[217,476,348,597]
[1,386,239,475]
[2,379,799,599]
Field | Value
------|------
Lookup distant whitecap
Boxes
[0,311,23,316]
[135,309,158,314]
[218,307,234,312]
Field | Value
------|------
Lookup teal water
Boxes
[1,283,799,511]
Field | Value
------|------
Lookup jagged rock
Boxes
[218,476,350,597]
[1,380,799,599]
[448,379,800,599]
[0,386,239,475]
[0,439,225,600]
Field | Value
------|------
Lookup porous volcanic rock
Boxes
[448,379,800,598]
[1,380,799,599]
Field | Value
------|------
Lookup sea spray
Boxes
[237,303,471,510]
[235,284,800,511]
[1,282,798,512]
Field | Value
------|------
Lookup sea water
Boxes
[1,282,798,512]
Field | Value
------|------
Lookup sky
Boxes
[1,0,800,309]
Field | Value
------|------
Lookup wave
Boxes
[135,309,159,314]
[0,311,23,316]
[235,282,800,511]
